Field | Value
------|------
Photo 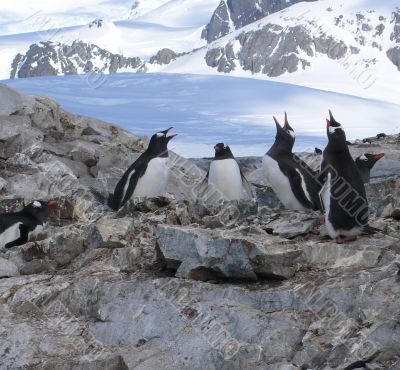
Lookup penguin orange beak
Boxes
[372,153,385,160]
[47,199,57,206]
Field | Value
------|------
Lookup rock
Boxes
[0,258,19,277]
[96,217,135,249]
[41,355,129,370]
[392,209,400,220]
[11,41,144,79]
[149,48,179,65]
[110,246,141,272]
[19,259,57,275]
[36,224,103,266]
[156,224,301,281]
[203,0,318,43]
[268,212,320,239]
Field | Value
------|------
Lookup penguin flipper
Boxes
[5,224,28,248]
[280,164,315,210]
[240,169,254,198]
[111,159,148,211]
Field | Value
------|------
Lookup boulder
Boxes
[156,224,301,281]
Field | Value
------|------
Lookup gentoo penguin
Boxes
[355,153,385,183]
[319,110,368,243]
[205,143,252,201]
[0,200,57,249]
[262,113,321,211]
[315,147,323,155]
[376,133,386,140]
[93,127,177,211]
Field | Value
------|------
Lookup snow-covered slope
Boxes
[169,0,400,104]
[4,73,400,157]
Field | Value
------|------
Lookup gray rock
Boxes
[11,41,144,79]
[96,217,135,249]
[0,257,19,277]
[203,0,318,43]
[156,224,301,281]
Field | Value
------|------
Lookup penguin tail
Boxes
[362,224,381,235]
[90,187,112,208]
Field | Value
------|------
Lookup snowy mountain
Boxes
[0,0,399,103]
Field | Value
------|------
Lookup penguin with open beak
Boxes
[262,113,321,211]
[319,110,368,244]
[92,127,177,211]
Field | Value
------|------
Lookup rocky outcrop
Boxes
[10,41,144,79]
[0,83,399,369]
[202,0,318,43]
[205,24,349,76]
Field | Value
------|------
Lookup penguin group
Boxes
[1,112,386,249]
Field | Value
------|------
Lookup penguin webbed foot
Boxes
[334,235,357,244]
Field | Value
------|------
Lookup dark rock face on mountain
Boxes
[10,41,143,79]
[205,24,348,76]
[203,0,318,43]
[0,83,400,369]
[387,10,400,70]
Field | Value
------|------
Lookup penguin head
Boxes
[355,153,385,171]
[24,199,57,219]
[326,110,346,146]
[148,127,177,156]
[214,143,234,160]
[273,113,295,150]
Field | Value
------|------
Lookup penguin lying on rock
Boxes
[262,113,321,211]
[319,110,368,244]
[355,153,385,183]
[0,200,57,249]
[205,143,252,201]
[92,127,177,211]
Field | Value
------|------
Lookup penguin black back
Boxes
[0,200,57,249]
[355,153,385,183]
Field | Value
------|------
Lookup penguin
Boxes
[205,143,252,201]
[376,133,386,140]
[92,127,177,211]
[0,200,57,249]
[362,138,372,144]
[315,147,323,155]
[355,153,385,183]
[262,113,321,211]
[319,110,368,244]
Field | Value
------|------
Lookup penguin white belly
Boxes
[262,155,306,210]
[133,157,169,197]
[320,173,361,239]
[0,222,22,247]
[208,159,243,201]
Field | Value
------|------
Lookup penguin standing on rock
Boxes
[205,143,252,201]
[319,111,368,244]
[262,113,321,211]
[355,153,385,183]
[92,127,177,211]
[0,200,57,249]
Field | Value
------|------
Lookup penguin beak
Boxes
[372,153,385,160]
[47,199,57,206]
[273,116,283,131]
[160,127,177,140]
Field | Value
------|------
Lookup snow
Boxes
[3,73,400,158]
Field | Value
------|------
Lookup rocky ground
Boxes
[0,83,399,370]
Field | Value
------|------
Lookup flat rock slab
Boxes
[156,225,301,281]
